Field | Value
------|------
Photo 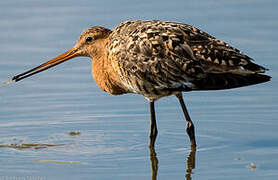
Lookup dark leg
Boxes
[149,100,158,148]
[176,93,196,147]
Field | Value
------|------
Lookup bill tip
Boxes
[0,79,16,88]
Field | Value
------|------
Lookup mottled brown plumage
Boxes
[9,20,271,148]
[106,20,270,100]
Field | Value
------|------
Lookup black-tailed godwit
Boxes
[2,20,271,148]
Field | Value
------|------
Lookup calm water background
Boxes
[0,0,277,179]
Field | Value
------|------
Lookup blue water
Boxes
[0,0,277,179]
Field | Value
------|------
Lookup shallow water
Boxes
[0,0,278,179]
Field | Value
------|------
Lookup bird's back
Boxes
[106,20,270,100]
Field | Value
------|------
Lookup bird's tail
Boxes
[192,73,271,90]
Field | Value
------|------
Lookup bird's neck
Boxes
[91,39,127,95]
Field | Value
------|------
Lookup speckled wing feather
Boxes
[107,20,270,99]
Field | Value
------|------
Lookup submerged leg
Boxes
[149,100,158,148]
[176,93,196,147]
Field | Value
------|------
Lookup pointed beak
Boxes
[12,47,80,82]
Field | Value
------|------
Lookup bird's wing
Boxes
[107,20,269,94]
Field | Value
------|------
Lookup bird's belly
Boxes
[119,77,193,100]
[127,85,175,101]
[142,91,173,101]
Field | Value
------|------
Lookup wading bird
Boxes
[2,20,271,148]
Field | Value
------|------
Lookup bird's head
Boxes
[11,26,112,82]
[75,26,112,57]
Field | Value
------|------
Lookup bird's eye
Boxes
[86,37,93,42]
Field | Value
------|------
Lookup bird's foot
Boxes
[186,121,197,147]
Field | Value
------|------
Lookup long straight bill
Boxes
[11,48,78,82]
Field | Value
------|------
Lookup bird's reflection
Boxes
[149,147,159,180]
[149,145,196,180]
[185,145,196,180]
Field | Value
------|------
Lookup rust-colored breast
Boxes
[91,47,127,95]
